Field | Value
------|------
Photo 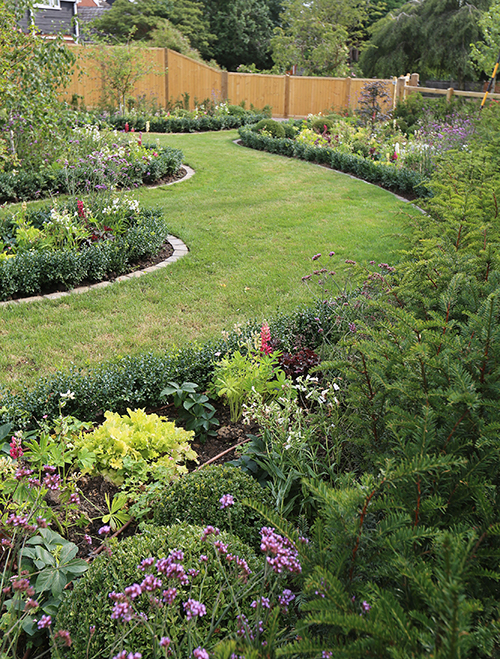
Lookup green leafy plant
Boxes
[102,492,131,531]
[160,381,219,444]
[73,408,197,487]
[210,350,285,423]
[148,464,273,549]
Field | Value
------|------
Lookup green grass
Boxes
[0,130,421,391]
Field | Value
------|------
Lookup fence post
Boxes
[221,71,228,102]
[446,87,454,103]
[395,76,406,104]
[164,49,169,109]
[409,73,419,87]
[284,74,290,118]
[345,77,351,112]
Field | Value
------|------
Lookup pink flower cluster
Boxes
[260,527,302,574]
[9,436,23,460]
[260,322,272,355]
[219,494,235,509]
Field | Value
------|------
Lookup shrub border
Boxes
[0,300,349,428]
[0,233,189,307]
[237,126,432,199]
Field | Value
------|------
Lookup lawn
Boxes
[0,130,421,391]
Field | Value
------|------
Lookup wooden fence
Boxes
[63,47,500,117]
[395,73,500,104]
[63,46,396,116]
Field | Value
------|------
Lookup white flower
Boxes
[60,390,75,400]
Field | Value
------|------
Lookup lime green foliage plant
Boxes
[148,464,273,548]
[210,349,286,422]
[74,408,197,487]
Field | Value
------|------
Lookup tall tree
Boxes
[91,0,214,57]
[198,0,281,70]
[270,0,368,76]
[470,0,500,76]
[360,0,491,85]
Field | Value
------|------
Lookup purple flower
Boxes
[322,653,333,659]
[193,649,209,659]
[348,323,357,333]
[37,614,52,629]
[219,494,235,509]
[98,525,111,535]
[201,526,220,541]
[84,534,92,545]
[162,587,177,604]
[183,598,206,620]
[329,251,335,256]
[312,253,321,261]
[160,637,171,648]
[278,588,295,611]
[260,527,302,574]
[362,600,371,613]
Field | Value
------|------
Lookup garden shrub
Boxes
[0,209,170,300]
[238,128,432,198]
[150,464,273,548]
[54,523,266,659]
[311,117,334,133]
[252,119,286,139]
[0,300,358,427]
[101,111,267,135]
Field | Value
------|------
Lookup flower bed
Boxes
[0,124,183,203]
[238,125,432,198]
[83,102,271,134]
[0,194,171,299]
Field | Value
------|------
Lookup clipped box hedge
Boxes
[105,112,268,134]
[0,300,348,427]
[0,145,183,204]
[238,127,432,198]
[0,209,170,301]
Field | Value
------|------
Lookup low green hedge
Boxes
[0,300,352,427]
[0,145,183,204]
[238,127,432,198]
[0,209,169,301]
[150,464,274,549]
[105,112,268,134]
[54,523,265,659]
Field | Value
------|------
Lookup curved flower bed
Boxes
[0,195,171,300]
[0,129,183,204]
[238,126,432,199]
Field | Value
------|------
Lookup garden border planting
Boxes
[237,126,432,198]
[0,166,194,304]
[0,234,189,307]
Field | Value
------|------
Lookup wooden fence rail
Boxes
[63,48,499,117]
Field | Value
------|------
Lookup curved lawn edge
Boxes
[236,127,432,200]
[233,139,427,213]
[0,165,195,306]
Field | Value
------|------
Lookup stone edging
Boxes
[0,165,194,307]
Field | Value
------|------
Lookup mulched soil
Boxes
[61,400,258,559]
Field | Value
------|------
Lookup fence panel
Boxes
[227,73,286,115]
[62,46,399,115]
[288,77,349,117]
[166,50,222,107]
[65,45,167,108]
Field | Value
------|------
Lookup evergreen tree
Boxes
[360,0,491,85]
